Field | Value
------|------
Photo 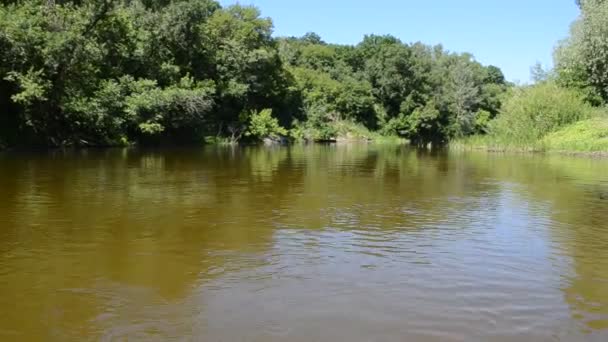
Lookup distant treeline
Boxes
[1,1,606,150]
[0,0,508,147]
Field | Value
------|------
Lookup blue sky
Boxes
[219,0,580,83]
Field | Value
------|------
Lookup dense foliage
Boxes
[0,0,508,147]
[489,83,597,145]
[456,0,608,153]
[555,0,608,104]
[280,36,507,145]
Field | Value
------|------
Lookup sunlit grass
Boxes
[452,82,608,155]
[452,116,608,154]
[451,135,545,153]
[333,120,405,143]
[542,117,608,152]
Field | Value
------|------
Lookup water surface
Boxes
[1,145,608,341]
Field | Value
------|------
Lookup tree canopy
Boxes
[0,0,507,147]
[555,0,608,104]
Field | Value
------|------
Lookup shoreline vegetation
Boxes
[0,1,607,156]
[0,0,507,150]
[451,82,608,157]
[452,117,608,157]
[449,0,608,156]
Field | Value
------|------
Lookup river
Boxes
[1,145,607,341]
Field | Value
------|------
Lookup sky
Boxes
[218,0,580,83]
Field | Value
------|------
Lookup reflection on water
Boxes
[0,145,607,341]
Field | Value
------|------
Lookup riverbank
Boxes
[0,130,404,151]
[452,117,608,157]
[202,119,405,146]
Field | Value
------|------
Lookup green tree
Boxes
[0,0,508,148]
[555,0,608,103]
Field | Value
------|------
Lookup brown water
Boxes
[1,145,608,341]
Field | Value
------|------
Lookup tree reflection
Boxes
[461,152,608,331]
[1,147,607,339]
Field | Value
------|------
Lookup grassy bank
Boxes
[289,119,404,144]
[542,117,608,153]
[331,121,405,144]
[451,82,608,156]
[453,116,608,155]
[202,119,405,146]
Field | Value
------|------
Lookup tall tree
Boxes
[556,0,608,103]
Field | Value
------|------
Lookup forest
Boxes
[0,0,606,151]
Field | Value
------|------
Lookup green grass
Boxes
[291,119,405,144]
[452,82,608,155]
[204,136,240,145]
[333,120,406,144]
[451,135,544,152]
[453,117,608,155]
[542,117,608,152]
[202,120,406,146]
[333,120,378,140]
[488,83,598,145]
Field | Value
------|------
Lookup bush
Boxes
[489,82,597,145]
[245,109,288,140]
[289,104,338,141]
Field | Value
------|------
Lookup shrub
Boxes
[245,109,288,140]
[289,104,338,141]
[490,82,596,145]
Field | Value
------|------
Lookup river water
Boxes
[1,145,607,341]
